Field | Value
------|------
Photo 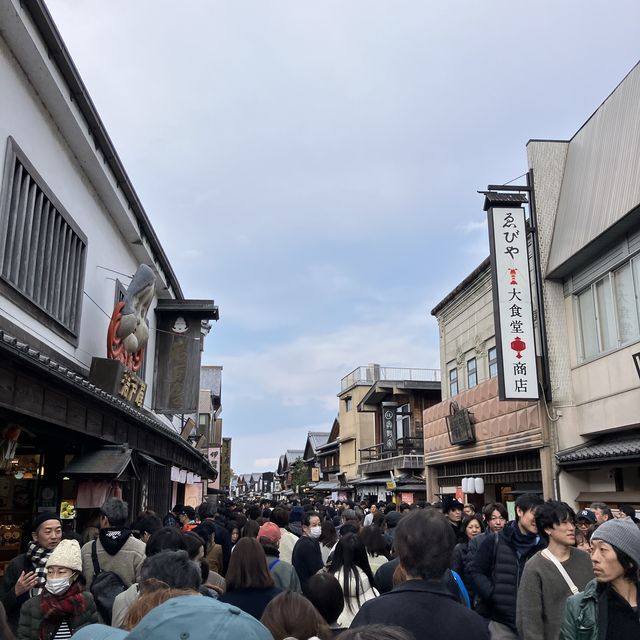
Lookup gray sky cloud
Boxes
[46,0,640,472]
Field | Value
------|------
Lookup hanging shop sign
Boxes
[381,402,398,452]
[487,206,539,400]
[153,300,218,414]
[445,402,475,445]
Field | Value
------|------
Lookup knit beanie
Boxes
[45,539,83,572]
[32,511,62,532]
[591,518,640,566]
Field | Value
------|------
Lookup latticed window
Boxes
[0,138,87,336]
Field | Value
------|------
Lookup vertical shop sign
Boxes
[488,206,539,400]
[381,402,398,451]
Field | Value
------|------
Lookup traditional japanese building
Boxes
[0,0,217,563]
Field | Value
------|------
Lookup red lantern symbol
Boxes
[508,268,518,285]
[511,337,526,359]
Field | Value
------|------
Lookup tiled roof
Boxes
[308,432,330,451]
[0,329,214,474]
[556,433,640,464]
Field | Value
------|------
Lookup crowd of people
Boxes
[0,493,638,640]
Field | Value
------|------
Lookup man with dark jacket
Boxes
[291,511,323,587]
[352,509,489,640]
[0,512,62,632]
[80,497,146,588]
[442,496,466,543]
[469,493,545,639]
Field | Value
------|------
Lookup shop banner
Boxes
[488,206,539,400]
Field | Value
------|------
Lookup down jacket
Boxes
[469,524,544,631]
[17,591,99,640]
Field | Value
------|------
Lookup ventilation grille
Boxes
[0,140,86,335]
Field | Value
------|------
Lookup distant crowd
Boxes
[0,494,638,640]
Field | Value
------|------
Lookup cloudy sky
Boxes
[46,1,640,473]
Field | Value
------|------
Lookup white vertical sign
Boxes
[488,207,539,400]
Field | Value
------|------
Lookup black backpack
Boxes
[90,540,127,624]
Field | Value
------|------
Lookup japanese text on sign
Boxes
[488,207,539,400]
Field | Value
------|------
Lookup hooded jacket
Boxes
[81,528,146,589]
[469,522,545,631]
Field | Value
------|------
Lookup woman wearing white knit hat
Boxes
[17,539,99,640]
[560,518,640,639]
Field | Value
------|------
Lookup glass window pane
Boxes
[578,288,598,358]
[488,347,498,378]
[449,368,458,396]
[467,358,477,388]
[614,263,639,343]
[595,278,616,351]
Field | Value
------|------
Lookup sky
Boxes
[45,1,640,474]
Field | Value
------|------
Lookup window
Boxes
[575,257,640,361]
[0,138,87,337]
[488,347,498,378]
[396,403,411,440]
[345,397,353,411]
[467,357,477,388]
[449,368,458,396]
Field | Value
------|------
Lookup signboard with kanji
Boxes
[488,206,539,400]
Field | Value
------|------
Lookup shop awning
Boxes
[310,481,354,491]
[394,484,426,492]
[61,445,139,480]
[556,431,640,467]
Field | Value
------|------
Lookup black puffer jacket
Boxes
[468,523,544,631]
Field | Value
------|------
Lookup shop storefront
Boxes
[423,377,553,506]
[0,327,214,572]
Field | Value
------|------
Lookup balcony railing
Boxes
[359,437,424,463]
[341,365,440,391]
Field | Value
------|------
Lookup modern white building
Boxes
[527,61,640,507]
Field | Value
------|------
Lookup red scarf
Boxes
[38,581,86,640]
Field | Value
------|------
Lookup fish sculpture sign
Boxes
[107,264,156,372]
[89,264,156,409]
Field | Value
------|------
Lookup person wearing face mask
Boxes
[0,513,63,633]
[291,512,324,588]
[17,539,98,640]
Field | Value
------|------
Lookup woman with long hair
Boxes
[17,540,99,639]
[327,533,378,627]
[359,525,390,574]
[260,590,331,640]
[218,538,282,619]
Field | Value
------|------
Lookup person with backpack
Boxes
[80,497,145,623]
[17,539,99,639]
[257,522,301,593]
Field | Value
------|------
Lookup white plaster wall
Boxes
[0,33,163,412]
